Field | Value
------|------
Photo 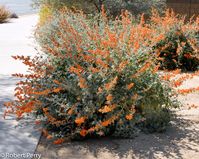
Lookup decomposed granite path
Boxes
[0,14,41,159]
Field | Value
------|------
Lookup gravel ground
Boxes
[35,75,199,159]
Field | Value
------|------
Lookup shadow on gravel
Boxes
[36,116,199,159]
[0,75,19,114]
[0,75,41,154]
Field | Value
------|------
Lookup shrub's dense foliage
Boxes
[5,8,199,144]
[150,10,199,71]
[5,9,181,143]
[0,6,10,23]
[36,1,198,71]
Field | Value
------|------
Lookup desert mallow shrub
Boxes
[37,4,199,71]
[5,9,179,143]
[151,10,199,71]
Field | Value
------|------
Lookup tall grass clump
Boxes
[0,6,10,23]
[5,8,182,143]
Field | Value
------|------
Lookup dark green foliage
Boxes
[137,108,171,133]
[154,30,199,71]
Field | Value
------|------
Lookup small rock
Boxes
[10,13,19,18]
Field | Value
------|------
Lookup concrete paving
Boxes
[0,14,38,75]
[0,15,41,159]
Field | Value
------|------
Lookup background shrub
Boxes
[0,6,10,23]
[39,4,53,25]
[151,10,199,71]
[6,9,180,142]
[33,0,166,17]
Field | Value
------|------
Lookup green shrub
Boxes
[33,0,166,17]
[6,9,179,143]
[137,108,171,133]
[155,31,199,71]
[151,10,199,71]
[0,6,10,23]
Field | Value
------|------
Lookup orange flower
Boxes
[132,62,152,78]
[88,127,96,132]
[53,87,62,93]
[125,114,133,120]
[90,67,100,73]
[152,66,160,74]
[127,83,135,90]
[172,69,181,75]
[134,41,140,52]
[47,135,53,139]
[101,4,106,19]
[139,13,145,26]
[53,80,61,85]
[95,58,108,68]
[104,76,118,91]
[16,110,23,118]
[79,77,87,89]
[101,40,109,48]
[75,117,86,125]
[67,107,75,115]
[4,102,12,108]
[53,138,64,145]
[106,94,113,102]
[69,66,83,76]
[101,115,118,127]
[80,129,87,137]
[173,80,183,87]
[99,104,116,113]
[104,83,111,91]
[177,86,199,94]
[118,61,129,72]
[161,69,181,81]
[153,34,165,43]
[178,88,193,94]
[32,89,51,95]
[101,120,111,127]
[138,62,151,74]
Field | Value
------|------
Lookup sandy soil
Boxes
[35,75,199,159]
